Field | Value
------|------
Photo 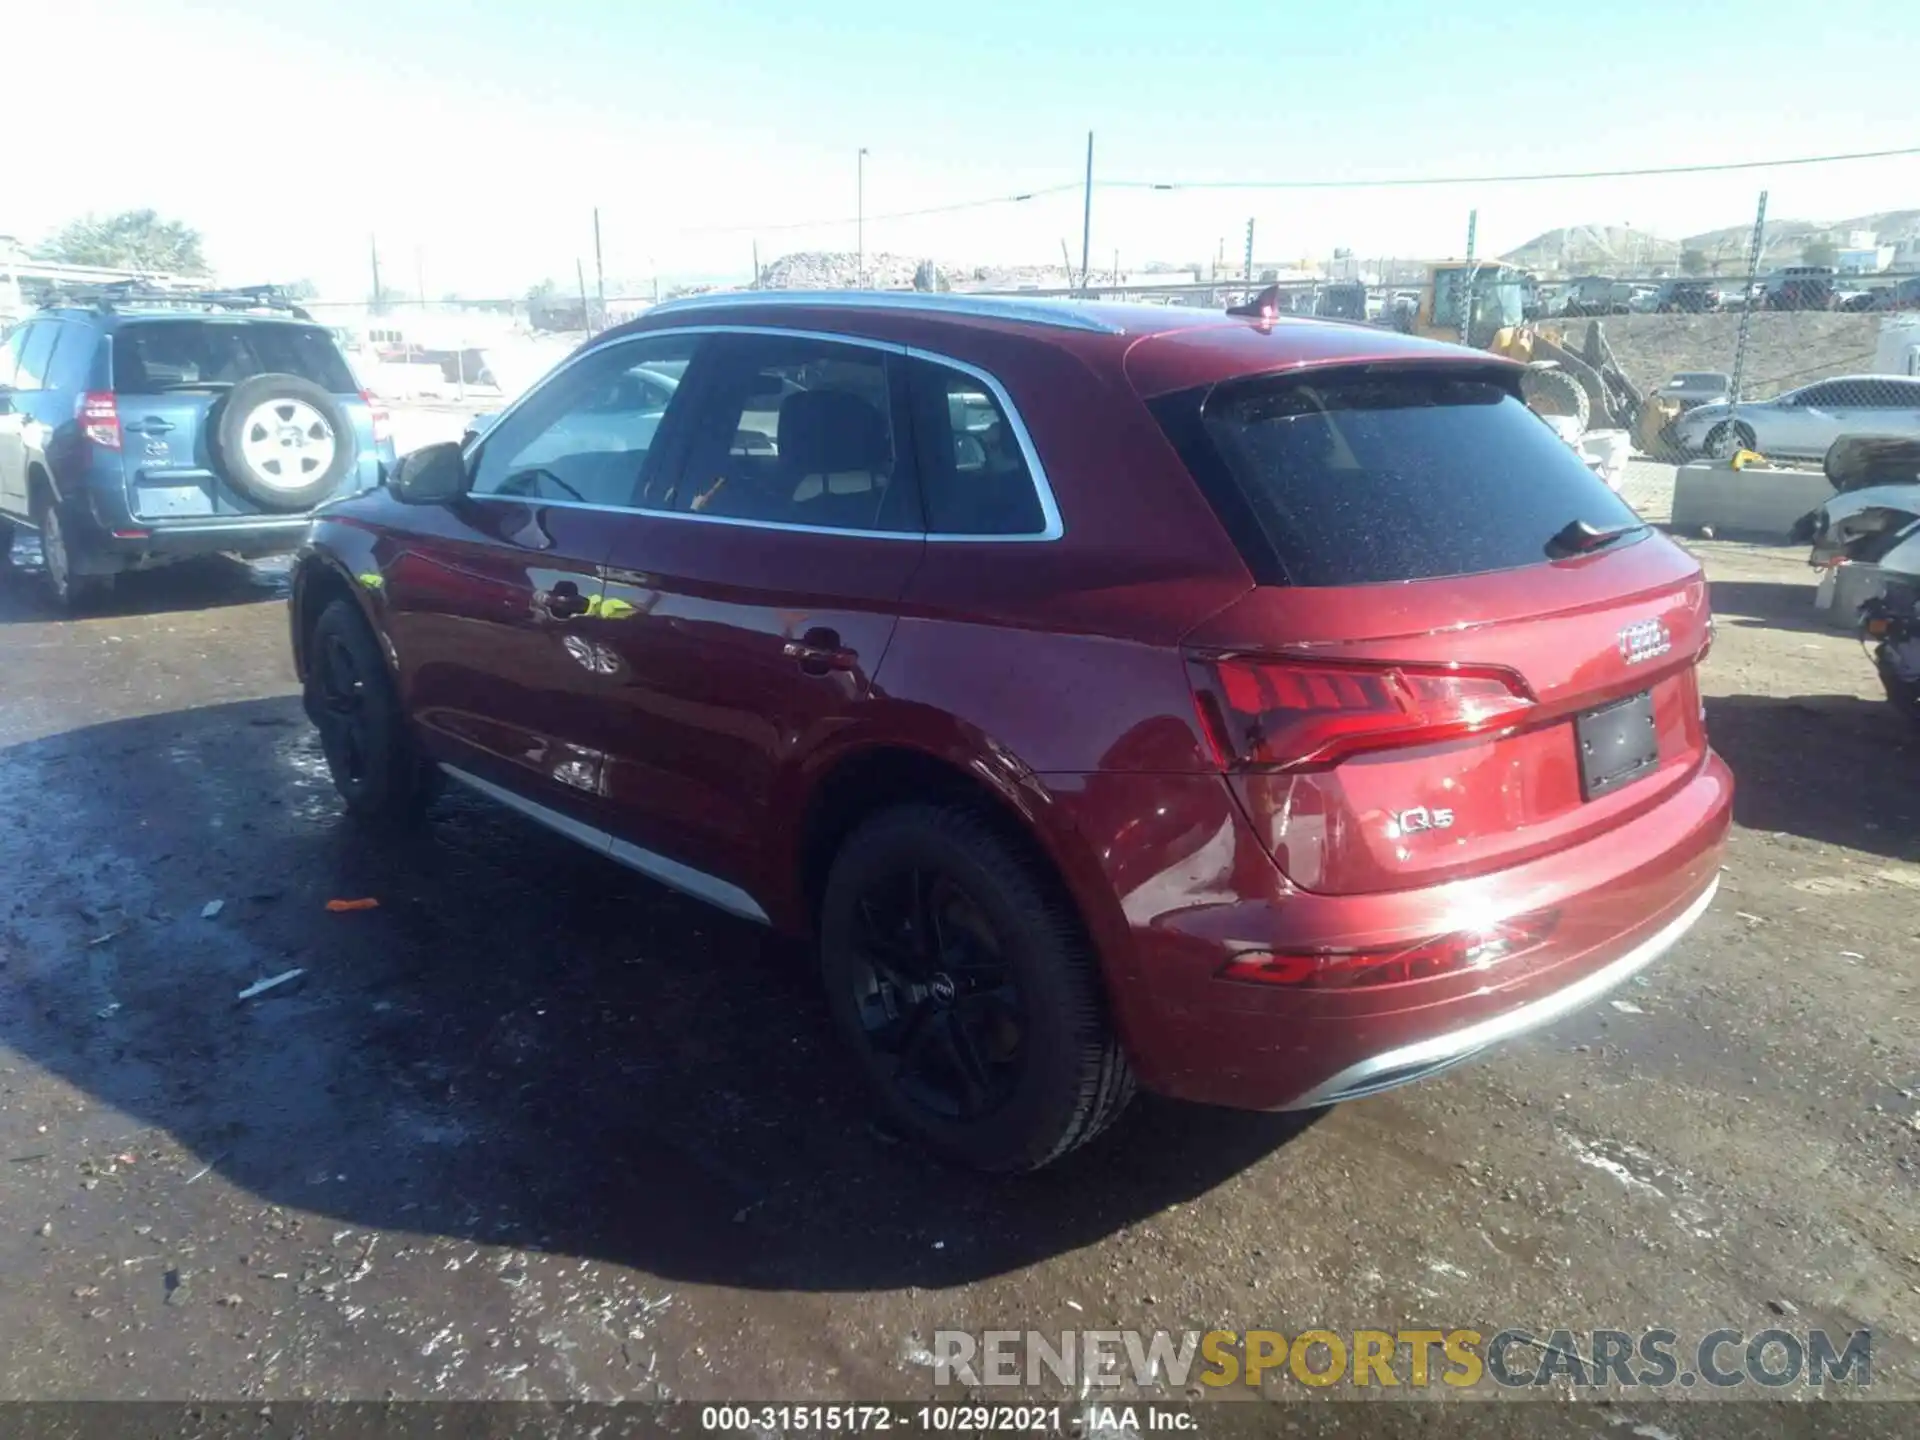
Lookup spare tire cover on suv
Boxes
[215,373,354,511]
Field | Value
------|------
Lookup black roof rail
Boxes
[36,280,313,321]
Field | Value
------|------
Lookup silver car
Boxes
[1673,375,1920,460]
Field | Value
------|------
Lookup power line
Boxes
[1104,143,1920,192]
[671,182,1082,236]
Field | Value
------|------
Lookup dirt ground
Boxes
[0,470,1915,1419]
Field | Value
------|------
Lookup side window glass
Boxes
[910,358,1049,537]
[0,324,28,388]
[13,323,56,391]
[670,334,912,532]
[470,334,701,506]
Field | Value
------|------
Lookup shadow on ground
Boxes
[0,542,286,624]
[1705,691,1920,861]
[1705,577,1831,636]
[0,697,1313,1293]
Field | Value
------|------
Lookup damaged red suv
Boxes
[289,292,1730,1171]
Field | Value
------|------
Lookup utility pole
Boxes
[1730,189,1769,415]
[1460,209,1478,346]
[753,239,761,288]
[414,247,426,311]
[577,258,591,335]
[1243,218,1255,287]
[1079,130,1094,298]
[593,208,606,320]
[369,235,383,313]
[856,146,869,288]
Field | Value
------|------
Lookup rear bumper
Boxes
[76,514,315,569]
[1061,750,1732,1111]
[1279,874,1717,1109]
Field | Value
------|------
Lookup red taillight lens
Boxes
[1188,655,1533,770]
[1220,910,1559,990]
[360,390,391,444]
[78,391,121,449]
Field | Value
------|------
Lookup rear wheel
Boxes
[1704,421,1757,459]
[819,804,1134,1172]
[307,598,436,824]
[0,516,14,569]
[1877,645,1920,726]
[34,493,113,612]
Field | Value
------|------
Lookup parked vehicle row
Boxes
[287,290,1730,1171]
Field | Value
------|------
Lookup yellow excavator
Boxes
[1394,260,1684,457]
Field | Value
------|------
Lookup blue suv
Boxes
[0,285,394,609]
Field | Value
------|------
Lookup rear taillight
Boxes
[1219,910,1559,990]
[360,391,391,445]
[78,391,121,449]
[1187,654,1534,771]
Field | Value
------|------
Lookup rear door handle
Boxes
[783,626,856,676]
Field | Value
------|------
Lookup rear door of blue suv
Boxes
[0,301,393,610]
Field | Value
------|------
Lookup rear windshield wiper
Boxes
[1545,518,1647,558]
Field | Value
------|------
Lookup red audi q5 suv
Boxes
[289,291,1730,1171]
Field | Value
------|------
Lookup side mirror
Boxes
[389,441,470,505]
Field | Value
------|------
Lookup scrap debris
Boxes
[237,969,305,1002]
[325,898,379,913]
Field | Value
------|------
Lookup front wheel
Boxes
[306,598,437,824]
[1704,421,1757,459]
[819,804,1134,1172]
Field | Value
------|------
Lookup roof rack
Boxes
[38,280,313,321]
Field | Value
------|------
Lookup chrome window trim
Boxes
[441,764,771,925]
[465,323,1065,544]
[641,288,1123,335]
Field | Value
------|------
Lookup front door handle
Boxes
[540,580,592,620]
[783,626,856,676]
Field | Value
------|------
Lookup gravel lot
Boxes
[0,463,1914,1419]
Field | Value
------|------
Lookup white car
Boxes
[1672,375,1920,460]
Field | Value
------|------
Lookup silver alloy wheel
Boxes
[239,398,337,489]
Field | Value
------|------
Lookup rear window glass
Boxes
[111,321,356,395]
[1175,369,1644,586]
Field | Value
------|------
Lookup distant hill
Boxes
[1501,224,1680,273]
[1502,209,1920,274]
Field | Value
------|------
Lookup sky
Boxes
[9,0,1918,299]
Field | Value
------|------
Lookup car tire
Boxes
[1877,647,1920,727]
[0,515,14,569]
[1704,421,1757,459]
[33,492,113,612]
[1519,366,1590,431]
[819,803,1135,1172]
[306,598,436,825]
[215,373,355,512]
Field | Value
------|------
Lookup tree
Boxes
[911,260,949,292]
[38,209,208,274]
[1801,239,1838,269]
[1679,248,1709,276]
[283,279,320,300]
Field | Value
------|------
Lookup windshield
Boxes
[1431,268,1526,335]
[111,320,357,394]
